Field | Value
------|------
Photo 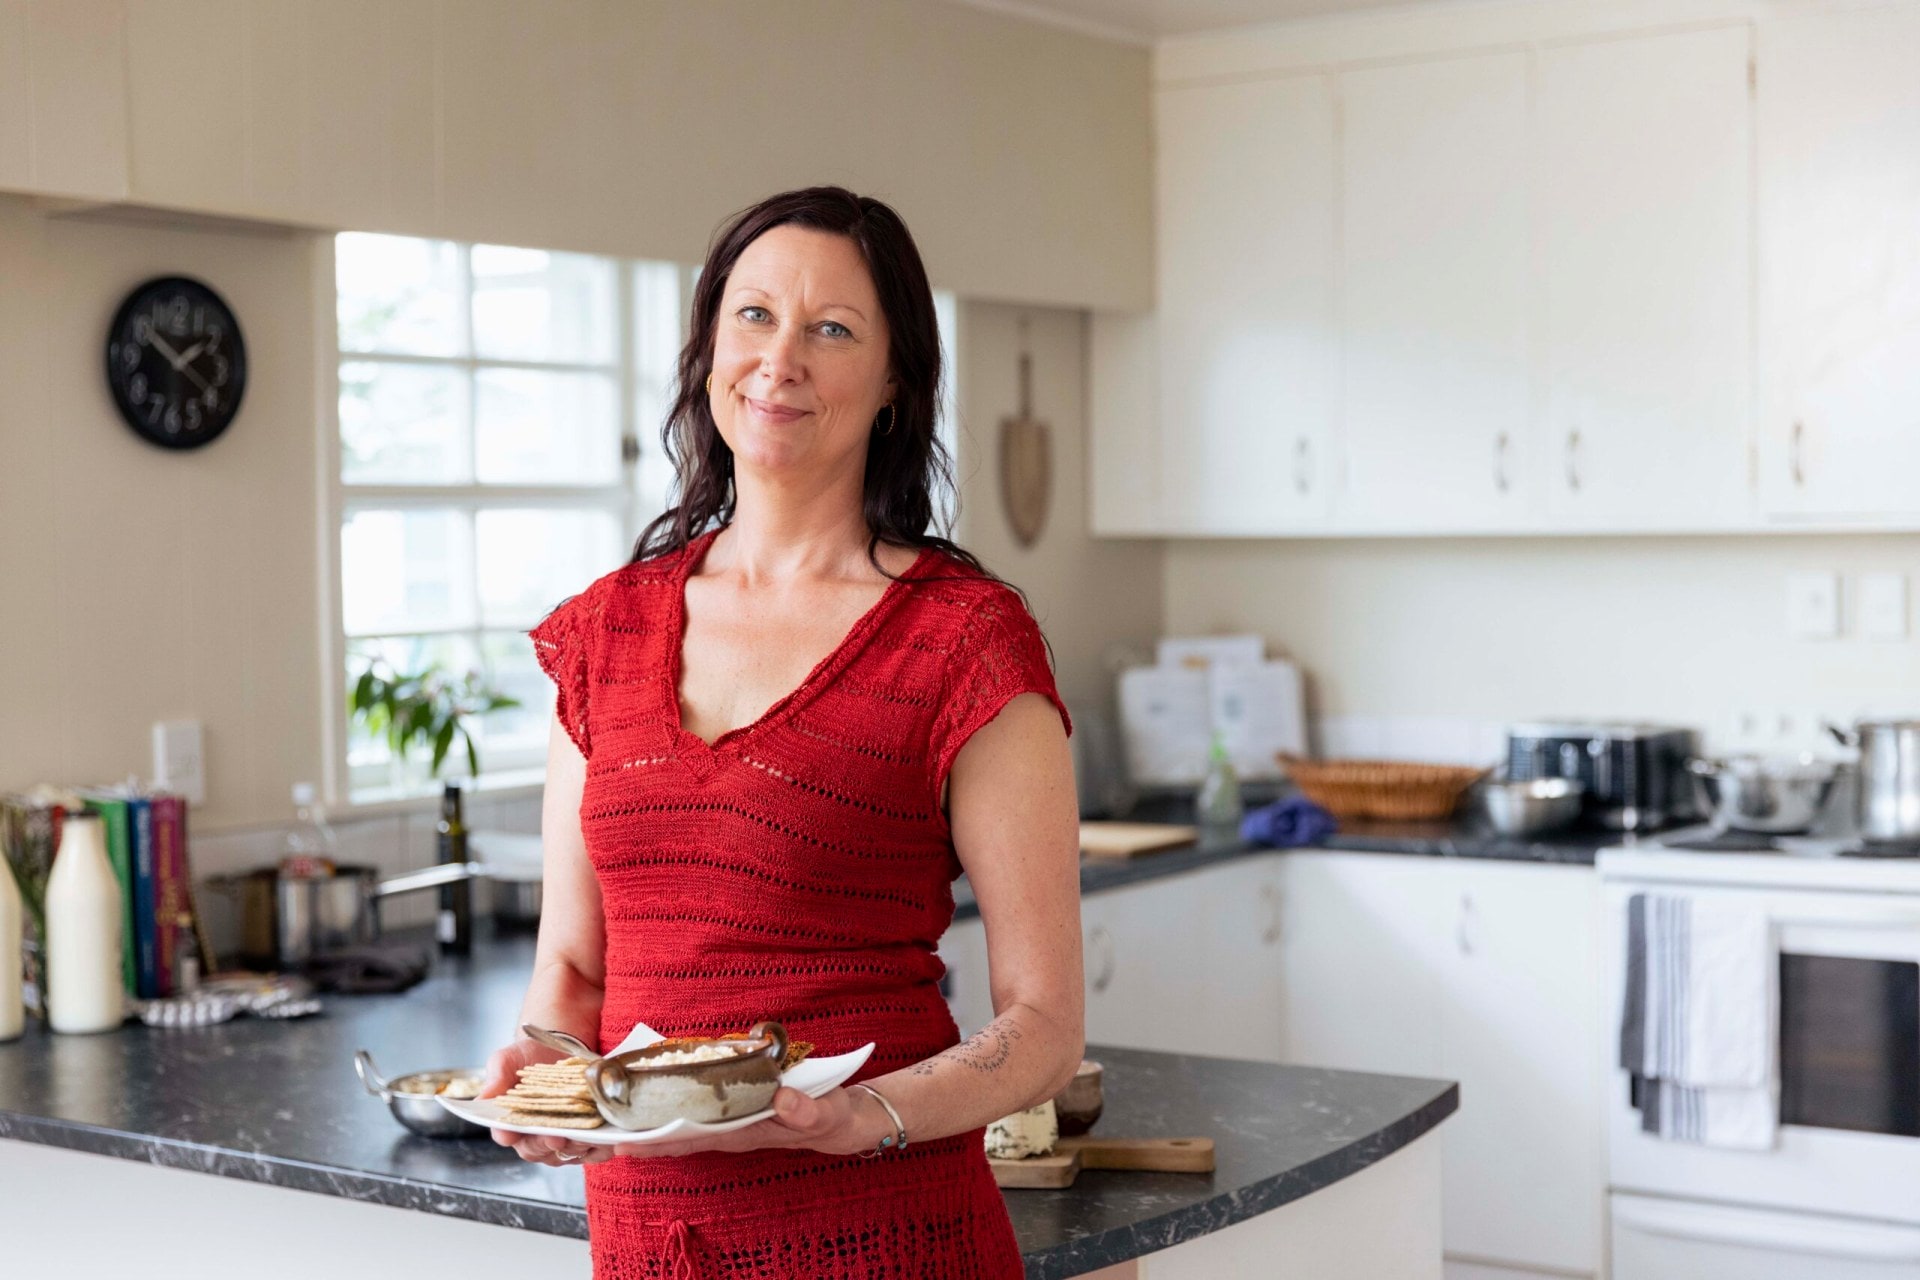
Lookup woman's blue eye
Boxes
[739,306,770,323]
[820,321,852,339]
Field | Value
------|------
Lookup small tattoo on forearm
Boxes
[911,1019,1022,1075]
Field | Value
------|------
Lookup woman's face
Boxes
[709,225,896,481]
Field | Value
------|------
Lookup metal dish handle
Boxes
[353,1048,392,1101]
[747,1021,789,1072]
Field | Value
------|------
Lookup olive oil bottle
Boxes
[435,783,472,955]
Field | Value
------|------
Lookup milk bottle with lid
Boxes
[45,812,125,1034]
[0,853,22,1041]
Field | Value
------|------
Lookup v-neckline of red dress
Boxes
[663,528,937,757]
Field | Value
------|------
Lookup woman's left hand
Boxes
[607,1086,874,1160]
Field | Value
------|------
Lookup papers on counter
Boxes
[1118,635,1305,787]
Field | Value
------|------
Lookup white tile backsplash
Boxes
[1312,714,1504,768]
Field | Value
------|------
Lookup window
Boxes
[325,234,959,804]
[327,233,684,801]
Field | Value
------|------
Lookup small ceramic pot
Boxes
[1052,1059,1104,1136]
[585,1021,789,1130]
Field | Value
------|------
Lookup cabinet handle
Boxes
[1565,430,1582,492]
[1088,924,1116,993]
[1293,437,1312,495]
[1791,419,1806,487]
[1260,884,1282,946]
[1494,431,1511,494]
[1456,892,1476,958]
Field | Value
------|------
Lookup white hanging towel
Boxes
[1621,893,1779,1150]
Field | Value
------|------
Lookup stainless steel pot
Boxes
[1829,719,1920,844]
[1687,754,1839,834]
[354,1049,490,1139]
[214,861,484,970]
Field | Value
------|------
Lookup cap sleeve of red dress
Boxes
[528,582,601,758]
[929,586,1073,800]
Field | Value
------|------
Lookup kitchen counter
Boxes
[0,930,1456,1278]
[955,796,1611,920]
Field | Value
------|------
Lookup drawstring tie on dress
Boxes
[662,1218,712,1280]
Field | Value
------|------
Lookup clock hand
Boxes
[148,331,188,369]
[176,340,208,365]
[175,359,213,395]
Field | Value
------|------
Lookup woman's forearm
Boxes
[856,1001,1083,1147]
[515,953,605,1046]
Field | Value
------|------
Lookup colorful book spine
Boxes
[149,795,189,997]
[81,795,138,997]
[128,796,158,999]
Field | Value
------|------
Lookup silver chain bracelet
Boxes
[850,1082,907,1159]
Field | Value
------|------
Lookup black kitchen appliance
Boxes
[1506,722,1699,832]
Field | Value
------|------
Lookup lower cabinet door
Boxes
[1611,1193,1920,1280]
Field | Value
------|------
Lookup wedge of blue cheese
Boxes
[985,1098,1059,1159]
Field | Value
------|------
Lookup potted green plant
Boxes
[348,662,520,781]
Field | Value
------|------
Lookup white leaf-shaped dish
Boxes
[438,1021,875,1146]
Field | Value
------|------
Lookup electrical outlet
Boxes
[1860,572,1909,641]
[152,719,205,805]
[1786,572,1842,640]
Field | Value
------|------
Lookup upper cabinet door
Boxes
[1539,26,1755,530]
[1759,5,1920,521]
[1335,52,1531,533]
[1156,75,1336,534]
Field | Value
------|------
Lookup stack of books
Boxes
[1,783,201,1000]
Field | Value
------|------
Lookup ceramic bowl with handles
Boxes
[585,1021,790,1130]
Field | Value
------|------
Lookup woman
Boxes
[482,186,1083,1278]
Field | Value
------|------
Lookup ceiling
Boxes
[948,0,1473,43]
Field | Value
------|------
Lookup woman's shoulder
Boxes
[904,550,1043,651]
[537,541,695,633]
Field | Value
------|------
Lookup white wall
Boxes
[953,302,1165,718]
[1163,535,1920,759]
[0,197,327,831]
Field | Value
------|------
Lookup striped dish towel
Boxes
[1619,892,1779,1149]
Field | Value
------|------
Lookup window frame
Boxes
[317,237,687,810]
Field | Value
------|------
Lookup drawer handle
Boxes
[1260,884,1282,946]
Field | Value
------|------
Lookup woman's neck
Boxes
[713,472,878,584]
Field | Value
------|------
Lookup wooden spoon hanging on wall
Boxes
[999,317,1052,548]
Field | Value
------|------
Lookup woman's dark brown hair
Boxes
[631,185,985,577]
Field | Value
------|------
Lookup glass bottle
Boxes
[44,813,125,1034]
[435,783,472,955]
[280,782,338,878]
[0,853,22,1041]
[1196,734,1245,831]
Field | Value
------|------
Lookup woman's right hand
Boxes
[480,1037,613,1167]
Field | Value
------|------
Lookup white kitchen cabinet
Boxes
[9,0,128,201]
[1279,852,1605,1277]
[1335,52,1532,533]
[1758,3,1920,522]
[1154,74,1336,534]
[940,858,1286,1062]
[1537,25,1755,532]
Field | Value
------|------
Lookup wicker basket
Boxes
[1277,754,1488,822]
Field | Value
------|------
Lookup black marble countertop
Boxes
[0,932,1455,1278]
[954,794,1612,920]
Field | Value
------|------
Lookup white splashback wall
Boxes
[1163,534,1920,759]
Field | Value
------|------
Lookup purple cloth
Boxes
[1239,796,1336,848]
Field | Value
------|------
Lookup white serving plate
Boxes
[438,1021,875,1146]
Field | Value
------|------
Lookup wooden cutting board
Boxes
[990,1135,1215,1188]
[1079,821,1198,860]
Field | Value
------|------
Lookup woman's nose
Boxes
[753,321,806,386]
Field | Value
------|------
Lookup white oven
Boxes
[1599,849,1920,1279]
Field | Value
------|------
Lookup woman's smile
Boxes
[743,395,811,424]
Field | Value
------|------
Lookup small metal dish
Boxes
[585,1021,788,1130]
[355,1049,490,1139]
[1482,777,1584,837]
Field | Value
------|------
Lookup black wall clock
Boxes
[105,275,248,450]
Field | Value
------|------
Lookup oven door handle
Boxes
[1613,1195,1920,1261]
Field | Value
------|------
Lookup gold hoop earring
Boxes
[877,402,896,436]
[705,373,713,395]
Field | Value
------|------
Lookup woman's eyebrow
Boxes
[730,285,867,324]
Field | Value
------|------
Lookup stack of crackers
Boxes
[500,1057,605,1130]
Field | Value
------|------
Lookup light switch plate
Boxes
[1860,572,1909,641]
[1787,572,1842,640]
[152,719,206,805]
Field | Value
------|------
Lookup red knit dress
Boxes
[529,528,1071,1280]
